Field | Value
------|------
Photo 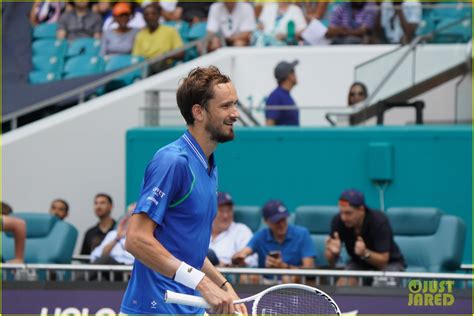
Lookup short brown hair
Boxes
[2,202,12,215]
[176,66,231,125]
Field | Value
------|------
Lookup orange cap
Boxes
[113,3,132,16]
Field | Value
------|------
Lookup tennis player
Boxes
[120,66,246,315]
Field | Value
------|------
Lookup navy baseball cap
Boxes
[274,60,298,82]
[339,189,365,207]
[262,200,289,223]
[217,192,233,206]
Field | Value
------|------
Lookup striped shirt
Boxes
[330,3,377,31]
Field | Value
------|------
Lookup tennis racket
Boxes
[165,283,341,315]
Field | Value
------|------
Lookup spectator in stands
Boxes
[175,1,213,24]
[2,216,26,263]
[103,2,145,31]
[380,0,422,44]
[57,0,102,41]
[325,189,405,286]
[49,198,69,220]
[210,192,257,267]
[265,60,300,126]
[100,3,140,57]
[348,82,368,106]
[132,4,184,73]
[326,2,377,45]
[30,1,65,26]
[206,1,256,51]
[80,193,116,255]
[93,0,112,21]
[301,2,329,22]
[90,203,135,266]
[257,2,307,45]
[2,201,13,215]
[232,200,315,283]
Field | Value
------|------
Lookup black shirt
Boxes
[80,220,116,255]
[330,208,405,269]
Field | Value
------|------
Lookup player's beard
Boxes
[205,120,235,143]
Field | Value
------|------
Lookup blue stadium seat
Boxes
[66,38,101,57]
[433,17,472,43]
[234,206,261,232]
[63,55,105,79]
[32,39,68,58]
[2,213,78,263]
[32,55,64,72]
[104,55,145,90]
[387,207,466,272]
[164,20,190,42]
[186,22,207,41]
[28,70,62,84]
[32,22,58,39]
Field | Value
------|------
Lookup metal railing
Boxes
[325,16,472,126]
[2,264,472,288]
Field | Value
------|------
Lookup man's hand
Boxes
[231,250,248,267]
[222,282,248,315]
[326,232,341,256]
[354,236,367,256]
[265,255,287,269]
[197,277,235,314]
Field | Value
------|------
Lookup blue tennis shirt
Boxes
[121,131,218,315]
[265,86,300,126]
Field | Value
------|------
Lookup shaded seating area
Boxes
[387,207,466,272]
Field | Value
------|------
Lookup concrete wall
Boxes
[126,127,472,263]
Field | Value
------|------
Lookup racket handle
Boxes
[165,290,211,309]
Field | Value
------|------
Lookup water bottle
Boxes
[287,20,296,45]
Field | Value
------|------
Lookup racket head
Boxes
[252,283,341,316]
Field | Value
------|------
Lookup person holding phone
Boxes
[232,200,315,283]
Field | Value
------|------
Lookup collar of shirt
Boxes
[265,224,294,243]
[182,130,216,172]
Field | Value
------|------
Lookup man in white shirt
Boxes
[210,192,257,267]
[258,3,307,43]
[90,204,135,265]
[206,2,256,51]
[381,0,422,44]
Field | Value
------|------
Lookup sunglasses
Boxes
[350,92,366,97]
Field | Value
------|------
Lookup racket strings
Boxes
[255,287,339,316]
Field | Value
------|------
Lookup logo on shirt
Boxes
[187,267,193,273]
[152,187,166,199]
[147,196,159,206]
[150,300,157,309]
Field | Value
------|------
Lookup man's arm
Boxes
[3,216,26,263]
[125,213,237,314]
[354,236,389,270]
[362,250,390,270]
[396,5,420,43]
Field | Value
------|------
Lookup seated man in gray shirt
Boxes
[100,3,140,57]
[57,0,102,41]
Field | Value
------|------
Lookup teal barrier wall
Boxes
[126,126,472,263]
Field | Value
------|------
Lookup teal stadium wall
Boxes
[126,126,472,263]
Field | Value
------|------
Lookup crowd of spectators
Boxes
[30,1,426,62]
[2,186,404,287]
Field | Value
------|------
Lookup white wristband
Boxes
[174,261,205,290]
